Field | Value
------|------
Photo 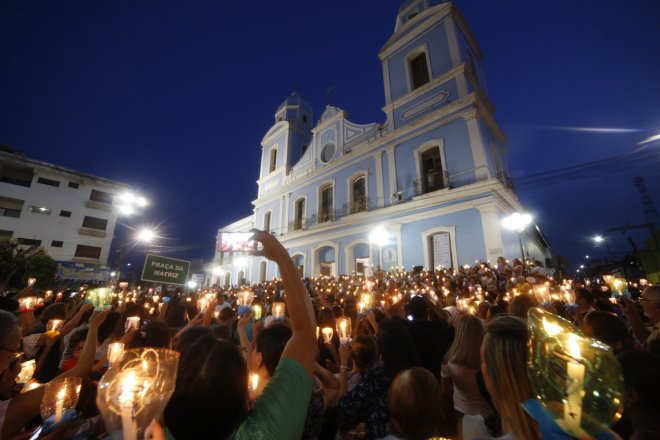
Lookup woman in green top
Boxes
[163,229,317,439]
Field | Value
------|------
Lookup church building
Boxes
[215,0,550,285]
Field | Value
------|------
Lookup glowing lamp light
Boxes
[108,343,125,364]
[368,227,390,246]
[136,228,156,243]
[502,212,533,232]
[187,280,197,289]
[593,235,604,244]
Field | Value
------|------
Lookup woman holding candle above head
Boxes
[163,229,317,439]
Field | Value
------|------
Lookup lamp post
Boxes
[369,227,391,271]
[502,213,533,262]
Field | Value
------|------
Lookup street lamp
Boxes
[501,212,533,261]
[369,227,391,270]
[136,227,156,243]
[593,235,604,244]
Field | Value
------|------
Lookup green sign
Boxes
[141,254,190,286]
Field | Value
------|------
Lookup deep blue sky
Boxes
[2,0,660,271]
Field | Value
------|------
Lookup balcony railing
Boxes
[343,197,369,215]
[413,170,449,196]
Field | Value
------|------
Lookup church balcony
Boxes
[413,170,450,196]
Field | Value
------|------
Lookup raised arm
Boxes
[250,229,316,377]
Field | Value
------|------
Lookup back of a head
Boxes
[351,334,378,370]
[378,318,419,377]
[583,311,629,350]
[40,302,67,323]
[446,314,484,369]
[129,321,172,349]
[165,334,248,439]
[174,326,212,352]
[617,350,660,412]
[510,293,535,319]
[408,296,428,320]
[255,323,292,377]
[483,315,539,440]
[388,367,442,440]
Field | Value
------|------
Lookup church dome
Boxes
[276,92,312,113]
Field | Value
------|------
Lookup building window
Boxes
[269,149,277,173]
[27,205,51,215]
[351,176,367,214]
[420,146,444,193]
[51,240,64,248]
[89,189,113,205]
[82,216,108,231]
[259,260,267,282]
[68,182,80,189]
[294,198,305,230]
[37,177,60,187]
[409,52,430,90]
[319,184,333,223]
[75,244,102,259]
[17,238,42,247]
[263,212,271,233]
[0,196,24,218]
[302,114,308,123]
[0,230,13,239]
[0,165,33,187]
[60,210,72,217]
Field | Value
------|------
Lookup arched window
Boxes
[237,270,245,285]
[259,260,267,282]
[223,272,231,288]
[269,148,277,173]
[294,198,305,231]
[263,211,271,233]
[319,184,333,223]
[351,176,367,214]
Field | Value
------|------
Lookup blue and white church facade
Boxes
[214,0,550,286]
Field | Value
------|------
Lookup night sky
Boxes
[2,0,660,271]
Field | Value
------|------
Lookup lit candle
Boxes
[250,372,259,391]
[336,317,351,344]
[253,304,262,320]
[273,302,285,319]
[107,342,125,364]
[563,334,585,436]
[46,319,63,333]
[54,388,66,424]
[17,359,36,384]
[357,302,365,314]
[119,373,138,440]
[125,317,140,332]
[321,327,333,344]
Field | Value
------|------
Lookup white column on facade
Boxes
[464,111,491,181]
[385,146,398,198]
[283,192,291,232]
[373,151,384,208]
[278,196,284,233]
[476,203,505,262]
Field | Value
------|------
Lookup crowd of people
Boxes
[1,229,660,439]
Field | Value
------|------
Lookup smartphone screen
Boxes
[219,232,255,253]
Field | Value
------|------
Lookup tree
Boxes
[0,240,56,292]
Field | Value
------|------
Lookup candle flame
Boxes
[568,334,581,359]
[543,318,562,337]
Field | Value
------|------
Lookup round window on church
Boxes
[321,143,336,163]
